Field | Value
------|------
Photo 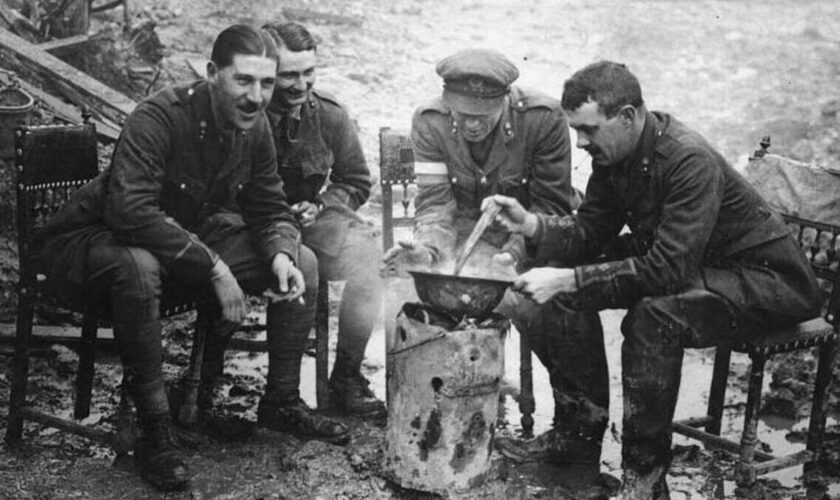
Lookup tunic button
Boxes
[180,183,186,190]
[187,88,194,96]
[237,184,244,191]
[480,176,487,185]
[451,177,458,184]
[521,178,527,184]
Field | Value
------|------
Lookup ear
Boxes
[618,105,637,125]
[206,61,218,81]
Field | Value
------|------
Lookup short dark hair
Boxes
[261,22,317,52]
[561,61,644,117]
[211,24,278,68]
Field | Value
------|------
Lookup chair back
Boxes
[14,123,98,268]
[379,127,416,251]
[782,213,840,328]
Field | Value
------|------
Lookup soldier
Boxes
[381,49,610,477]
[37,24,348,491]
[485,61,822,499]
[256,22,385,416]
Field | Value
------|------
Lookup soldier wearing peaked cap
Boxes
[381,48,609,490]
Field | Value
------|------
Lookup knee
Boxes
[92,245,161,289]
[622,297,679,350]
[297,245,319,292]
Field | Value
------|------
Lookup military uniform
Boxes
[529,111,822,478]
[411,49,609,447]
[266,89,384,409]
[40,79,317,418]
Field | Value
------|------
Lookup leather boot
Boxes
[134,412,190,491]
[257,396,350,445]
[494,428,602,465]
[328,372,385,417]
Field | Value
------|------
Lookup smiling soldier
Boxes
[36,24,349,491]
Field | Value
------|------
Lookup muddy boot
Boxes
[328,372,385,417]
[618,466,669,500]
[494,428,601,465]
[257,396,350,445]
[134,412,190,491]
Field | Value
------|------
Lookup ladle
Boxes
[452,203,501,276]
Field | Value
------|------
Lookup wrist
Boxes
[522,213,539,238]
[211,259,231,281]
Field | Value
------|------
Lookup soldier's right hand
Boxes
[210,259,247,324]
[380,240,435,278]
[481,195,539,238]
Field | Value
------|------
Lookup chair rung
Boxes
[673,416,714,428]
[19,406,114,445]
[750,449,814,475]
[671,422,775,462]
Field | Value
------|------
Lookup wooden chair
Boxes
[378,126,536,436]
[672,215,840,487]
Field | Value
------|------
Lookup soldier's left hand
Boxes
[512,267,577,304]
[266,252,306,303]
[291,201,320,227]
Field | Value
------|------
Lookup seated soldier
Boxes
[37,24,348,491]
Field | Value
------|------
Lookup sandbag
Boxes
[743,154,840,226]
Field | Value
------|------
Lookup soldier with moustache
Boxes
[34,24,348,491]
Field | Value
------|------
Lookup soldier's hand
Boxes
[512,267,577,304]
[380,240,435,277]
[266,253,306,303]
[291,201,320,227]
[481,195,538,237]
[210,259,247,324]
[491,251,517,276]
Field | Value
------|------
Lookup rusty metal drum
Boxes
[384,303,507,494]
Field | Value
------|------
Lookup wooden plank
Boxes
[185,57,206,79]
[0,27,136,125]
[38,34,92,54]
[13,76,121,141]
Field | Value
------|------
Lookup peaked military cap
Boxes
[436,48,519,115]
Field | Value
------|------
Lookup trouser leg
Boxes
[620,289,737,478]
[264,245,318,402]
[501,291,609,442]
[87,243,167,416]
[322,228,384,379]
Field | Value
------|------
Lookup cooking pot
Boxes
[408,270,513,320]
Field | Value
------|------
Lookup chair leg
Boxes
[178,317,207,425]
[706,346,731,435]
[5,296,35,445]
[735,352,766,487]
[73,312,99,419]
[806,340,839,468]
[315,278,330,410]
[518,330,535,438]
[113,375,136,456]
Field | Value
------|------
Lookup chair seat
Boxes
[34,271,215,320]
[736,317,837,356]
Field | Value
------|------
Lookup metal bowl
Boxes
[408,270,512,320]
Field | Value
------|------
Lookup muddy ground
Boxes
[2,0,840,498]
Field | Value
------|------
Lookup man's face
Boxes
[566,100,635,167]
[273,47,316,107]
[208,54,277,130]
[452,107,504,143]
